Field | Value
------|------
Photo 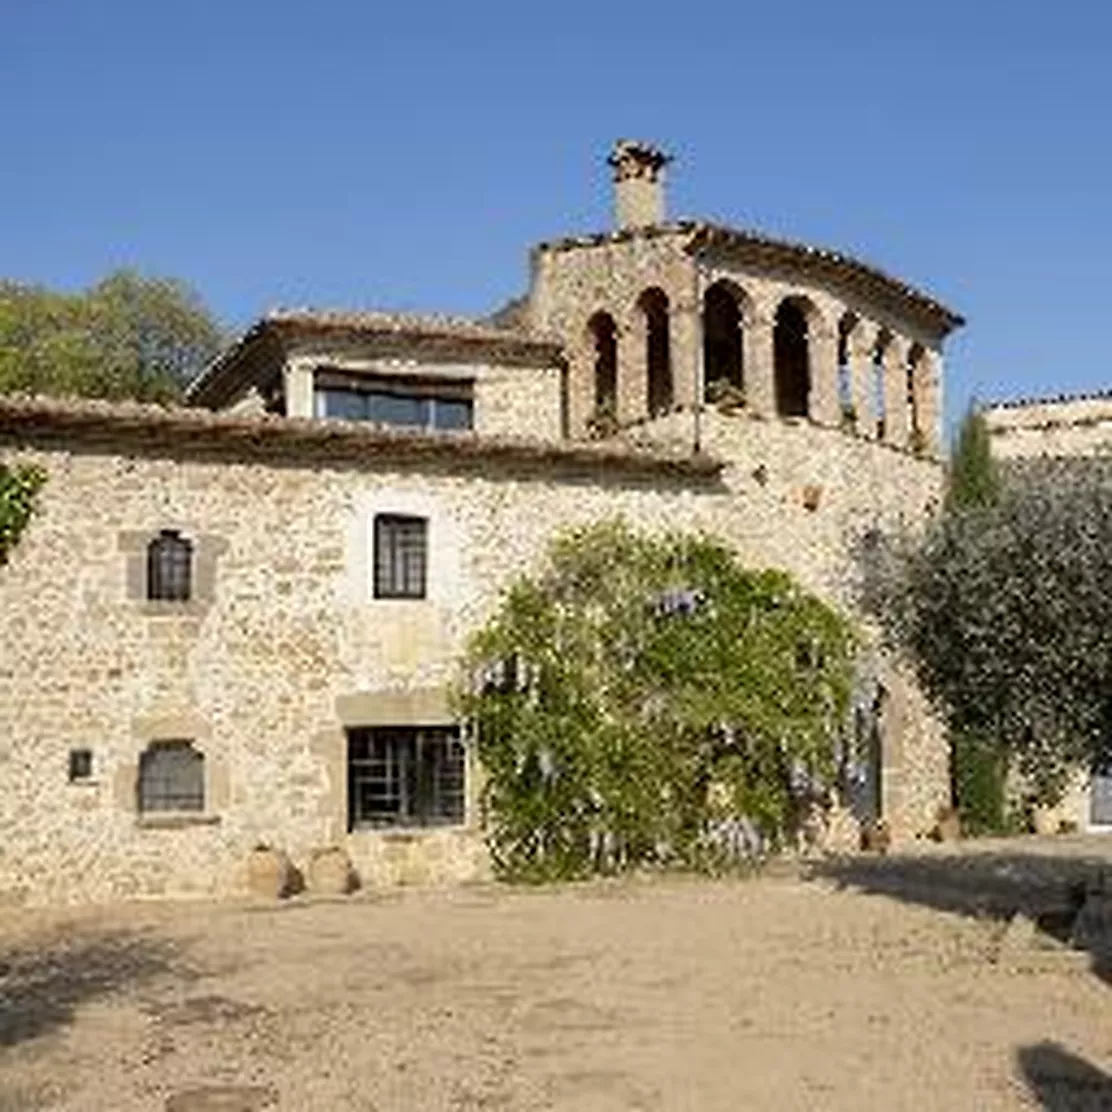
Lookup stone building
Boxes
[984,390,1112,831]
[0,142,964,905]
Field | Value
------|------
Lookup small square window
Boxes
[374,514,428,599]
[68,748,93,782]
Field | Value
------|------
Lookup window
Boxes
[137,740,204,813]
[374,514,427,599]
[313,372,473,432]
[347,727,465,830]
[147,530,192,602]
[68,748,93,783]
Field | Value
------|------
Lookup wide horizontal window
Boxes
[313,372,473,432]
[347,726,465,830]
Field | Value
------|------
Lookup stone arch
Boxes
[587,311,618,414]
[773,296,815,418]
[702,280,748,401]
[637,287,672,417]
[872,329,893,439]
[836,311,859,426]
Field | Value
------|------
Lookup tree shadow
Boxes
[1018,1042,1112,1111]
[0,927,187,1048]
[806,848,1112,985]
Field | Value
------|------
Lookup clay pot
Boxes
[933,807,962,843]
[246,846,294,900]
[308,846,354,896]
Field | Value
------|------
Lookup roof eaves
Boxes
[0,393,722,482]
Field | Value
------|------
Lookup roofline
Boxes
[984,386,1112,412]
[0,393,723,482]
[186,310,565,408]
[534,219,964,336]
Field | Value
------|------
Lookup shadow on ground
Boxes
[806,848,1111,984]
[0,928,186,1048]
[1018,1042,1112,1111]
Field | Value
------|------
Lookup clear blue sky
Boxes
[3,0,1110,429]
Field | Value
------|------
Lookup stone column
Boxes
[883,338,911,449]
[616,316,647,424]
[674,287,699,412]
[283,360,315,418]
[848,330,876,439]
[744,310,775,418]
[914,348,943,456]
[808,323,840,426]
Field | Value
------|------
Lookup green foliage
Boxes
[0,270,223,403]
[951,728,1008,835]
[946,404,1000,510]
[861,457,1112,805]
[0,462,46,565]
[455,521,857,882]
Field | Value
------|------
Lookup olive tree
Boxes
[861,451,1112,808]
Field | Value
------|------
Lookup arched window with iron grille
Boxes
[147,530,193,602]
[137,740,205,813]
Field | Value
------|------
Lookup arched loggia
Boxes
[702,281,745,401]
[773,298,812,418]
[638,288,672,417]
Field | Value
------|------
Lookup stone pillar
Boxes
[808,323,840,426]
[744,311,775,418]
[675,285,700,412]
[616,317,647,424]
[914,348,943,456]
[883,338,911,449]
[848,330,876,439]
[283,361,314,418]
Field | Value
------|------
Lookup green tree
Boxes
[862,457,1112,812]
[945,403,1000,510]
[0,270,222,403]
[455,521,857,881]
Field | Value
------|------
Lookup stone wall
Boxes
[0,409,947,905]
[984,393,1112,459]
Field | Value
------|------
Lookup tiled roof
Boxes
[0,393,722,482]
[534,219,964,334]
[187,308,565,407]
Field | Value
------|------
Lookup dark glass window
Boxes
[68,748,93,782]
[137,740,204,813]
[347,727,465,830]
[147,530,192,602]
[314,377,473,433]
[374,514,427,599]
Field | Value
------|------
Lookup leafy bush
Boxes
[0,462,46,565]
[455,521,856,881]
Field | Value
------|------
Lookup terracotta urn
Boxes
[246,845,294,900]
[308,845,354,896]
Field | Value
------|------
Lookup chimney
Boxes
[608,139,671,230]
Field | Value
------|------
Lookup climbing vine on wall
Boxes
[0,462,46,565]
[455,520,857,882]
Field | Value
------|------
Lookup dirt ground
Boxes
[2,837,1111,1112]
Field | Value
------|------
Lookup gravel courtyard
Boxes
[2,839,1111,1112]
